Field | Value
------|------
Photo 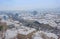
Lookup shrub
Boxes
[0,26,3,31]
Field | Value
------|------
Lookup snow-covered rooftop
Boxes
[5,29,17,39]
[17,26,36,35]
[13,21,19,24]
[32,31,58,39]
[38,19,57,28]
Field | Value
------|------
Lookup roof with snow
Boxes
[17,26,36,35]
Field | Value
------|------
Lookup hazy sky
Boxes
[0,0,60,10]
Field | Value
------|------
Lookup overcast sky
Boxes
[0,0,60,10]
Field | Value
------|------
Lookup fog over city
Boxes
[0,0,60,39]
